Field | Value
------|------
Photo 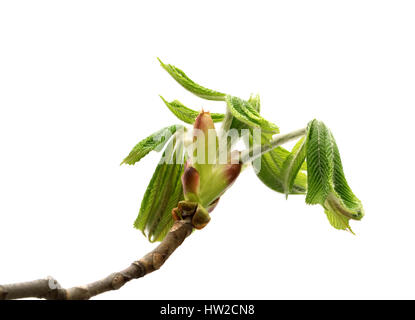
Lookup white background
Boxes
[0,1,414,300]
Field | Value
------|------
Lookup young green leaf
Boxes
[281,136,307,198]
[121,125,183,165]
[305,119,364,232]
[159,96,225,124]
[305,120,334,205]
[158,58,226,101]
[256,144,307,195]
[226,95,279,134]
[134,137,185,242]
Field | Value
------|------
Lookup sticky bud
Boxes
[178,200,198,217]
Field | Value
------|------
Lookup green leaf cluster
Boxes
[122,59,364,241]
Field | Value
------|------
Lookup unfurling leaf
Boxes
[121,125,183,165]
[134,138,185,242]
[159,96,225,124]
[226,95,279,134]
[227,95,306,195]
[305,119,364,232]
[158,58,226,101]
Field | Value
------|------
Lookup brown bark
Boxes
[0,217,193,300]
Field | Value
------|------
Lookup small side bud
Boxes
[193,110,215,135]
[192,204,211,230]
[181,166,200,202]
[171,207,182,221]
